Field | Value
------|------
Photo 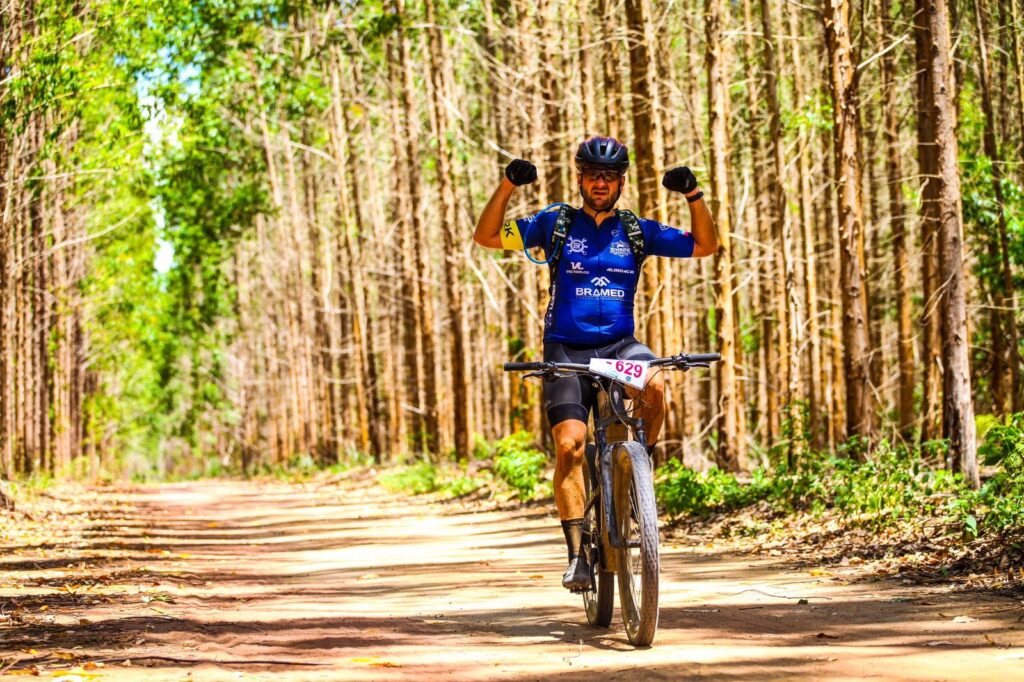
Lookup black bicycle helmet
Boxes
[575,136,630,172]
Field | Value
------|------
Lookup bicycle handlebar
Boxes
[503,352,720,374]
[503,362,545,371]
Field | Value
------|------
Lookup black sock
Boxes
[561,518,584,561]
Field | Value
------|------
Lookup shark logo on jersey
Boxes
[566,236,589,255]
[609,240,631,258]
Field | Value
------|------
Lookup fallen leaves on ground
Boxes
[665,502,1024,594]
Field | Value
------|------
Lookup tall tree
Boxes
[824,0,873,449]
[928,0,979,487]
[706,0,745,471]
[425,0,472,459]
[880,0,916,438]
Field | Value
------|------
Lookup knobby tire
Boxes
[582,444,614,627]
[613,441,659,646]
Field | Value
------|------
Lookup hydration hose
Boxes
[523,202,574,265]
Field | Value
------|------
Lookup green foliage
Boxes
[472,433,495,460]
[492,431,548,501]
[377,460,487,499]
[655,459,762,516]
[378,461,440,495]
[442,475,485,498]
[656,440,965,528]
[951,413,1024,536]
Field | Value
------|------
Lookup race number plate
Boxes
[588,358,650,390]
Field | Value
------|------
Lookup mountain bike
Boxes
[504,351,720,647]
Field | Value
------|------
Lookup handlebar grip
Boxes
[688,353,721,362]
[504,362,544,371]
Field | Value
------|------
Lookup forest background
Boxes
[2,0,1023,530]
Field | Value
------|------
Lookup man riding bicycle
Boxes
[473,136,718,591]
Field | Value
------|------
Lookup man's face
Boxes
[578,168,625,212]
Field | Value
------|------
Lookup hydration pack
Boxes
[547,205,646,278]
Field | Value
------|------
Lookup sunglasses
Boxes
[580,169,623,182]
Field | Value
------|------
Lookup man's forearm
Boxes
[686,191,718,257]
[474,178,517,249]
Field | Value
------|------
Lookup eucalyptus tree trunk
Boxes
[824,0,873,451]
[761,0,803,461]
[325,46,372,456]
[425,0,472,460]
[344,35,389,461]
[928,0,979,487]
[915,0,943,444]
[787,2,823,447]
[1009,0,1024,174]
[518,0,549,440]
[705,0,745,471]
[972,0,1018,415]
[483,0,516,434]
[625,0,663,353]
[300,118,337,462]
[0,5,10,477]
[739,0,775,447]
[577,0,598,136]
[538,0,566,204]
[389,0,437,455]
[598,0,624,138]
[881,0,916,438]
[1007,0,1024,411]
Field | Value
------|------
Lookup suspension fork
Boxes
[595,381,648,550]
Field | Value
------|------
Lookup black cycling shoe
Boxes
[562,555,593,591]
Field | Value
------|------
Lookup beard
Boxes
[580,183,621,213]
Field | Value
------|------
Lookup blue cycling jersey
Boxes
[506,208,696,345]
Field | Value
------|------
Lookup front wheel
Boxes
[582,444,614,627]
[613,441,660,646]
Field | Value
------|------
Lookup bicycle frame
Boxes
[589,379,645,551]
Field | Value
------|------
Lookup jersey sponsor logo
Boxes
[660,223,670,230]
[609,240,631,258]
[575,286,626,299]
[566,236,589,255]
[576,275,624,299]
[567,261,589,275]
[611,227,622,237]
[606,267,635,275]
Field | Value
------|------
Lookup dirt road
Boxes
[2,477,1023,680]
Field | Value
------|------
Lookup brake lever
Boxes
[523,371,549,381]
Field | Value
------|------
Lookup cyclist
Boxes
[473,136,718,590]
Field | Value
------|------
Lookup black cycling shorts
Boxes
[542,336,656,427]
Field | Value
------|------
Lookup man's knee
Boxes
[639,375,665,408]
[553,421,587,468]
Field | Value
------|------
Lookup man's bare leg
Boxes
[552,419,587,519]
[552,419,590,589]
[627,374,666,449]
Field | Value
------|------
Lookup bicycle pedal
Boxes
[569,586,591,594]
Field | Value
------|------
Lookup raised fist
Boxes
[662,166,699,194]
[505,159,538,186]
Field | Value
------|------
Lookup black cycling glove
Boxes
[505,159,538,186]
[662,166,699,194]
